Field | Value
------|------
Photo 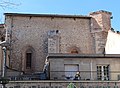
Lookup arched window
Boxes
[67,46,80,54]
[26,49,32,69]
[71,49,78,54]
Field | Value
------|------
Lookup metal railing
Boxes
[1,71,120,81]
[0,71,47,81]
[50,71,120,81]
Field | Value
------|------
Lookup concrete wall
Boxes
[48,54,120,81]
[105,30,120,54]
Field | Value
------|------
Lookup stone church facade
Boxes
[1,10,120,81]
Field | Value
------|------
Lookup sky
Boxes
[0,0,120,31]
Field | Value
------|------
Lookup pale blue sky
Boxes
[0,0,120,31]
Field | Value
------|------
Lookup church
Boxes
[0,10,120,81]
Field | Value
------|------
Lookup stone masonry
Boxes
[0,10,112,74]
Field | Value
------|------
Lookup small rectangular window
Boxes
[26,53,32,69]
[97,65,109,80]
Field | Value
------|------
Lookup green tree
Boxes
[67,83,77,88]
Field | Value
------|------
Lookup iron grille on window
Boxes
[97,65,109,80]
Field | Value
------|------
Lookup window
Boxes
[70,49,78,54]
[97,65,109,80]
[64,64,79,80]
[26,52,32,69]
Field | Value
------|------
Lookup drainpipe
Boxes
[1,47,7,88]
[90,59,93,80]
[2,47,7,78]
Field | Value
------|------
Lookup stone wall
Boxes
[90,10,112,54]
[5,15,94,73]
[1,81,120,88]
[0,24,4,71]
[3,10,112,74]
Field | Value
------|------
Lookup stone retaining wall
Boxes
[1,80,120,88]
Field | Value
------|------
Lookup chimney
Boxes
[90,10,112,32]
